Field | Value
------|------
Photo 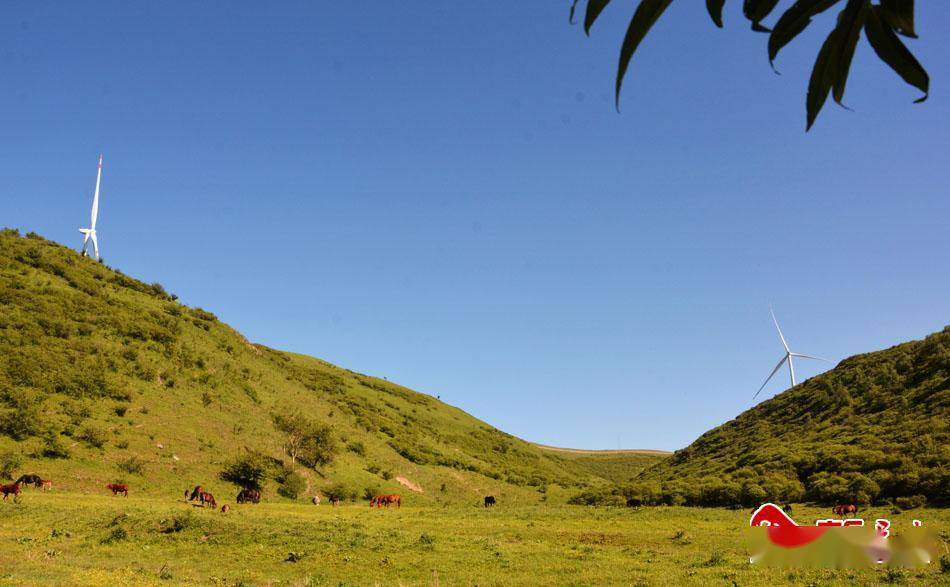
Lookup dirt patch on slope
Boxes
[396,476,423,493]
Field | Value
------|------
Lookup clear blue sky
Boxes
[2,2,948,450]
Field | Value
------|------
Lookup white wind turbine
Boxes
[753,307,828,400]
[79,154,103,260]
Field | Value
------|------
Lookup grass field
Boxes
[0,491,945,585]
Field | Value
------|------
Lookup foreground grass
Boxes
[0,492,945,585]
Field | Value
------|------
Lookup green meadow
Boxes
[0,491,946,585]
[1,232,947,585]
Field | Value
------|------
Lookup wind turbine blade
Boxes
[790,352,830,362]
[753,356,788,400]
[90,232,99,260]
[770,305,790,353]
[91,155,102,228]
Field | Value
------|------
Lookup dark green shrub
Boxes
[161,511,198,534]
[101,527,128,544]
[40,434,71,459]
[324,482,357,503]
[346,440,366,456]
[0,449,23,479]
[117,456,145,475]
[362,486,380,501]
[894,495,927,511]
[220,451,272,491]
[0,402,46,440]
[277,470,306,499]
[77,425,108,449]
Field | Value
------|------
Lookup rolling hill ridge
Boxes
[611,326,949,507]
[0,229,662,503]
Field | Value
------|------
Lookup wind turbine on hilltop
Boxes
[79,154,103,261]
[753,306,828,400]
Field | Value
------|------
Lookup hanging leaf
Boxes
[831,0,869,105]
[569,0,931,130]
[864,4,928,102]
[769,0,842,66]
[806,23,842,130]
[880,0,916,38]
[615,0,675,107]
[585,0,613,35]
[743,0,782,32]
[707,0,727,28]
[806,0,868,129]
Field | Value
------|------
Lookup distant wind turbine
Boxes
[753,307,828,400]
[79,154,103,260]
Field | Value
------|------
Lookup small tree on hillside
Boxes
[220,450,272,490]
[272,413,337,468]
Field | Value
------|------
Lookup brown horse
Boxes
[1,483,20,500]
[236,488,261,504]
[38,480,52,490]
[186,485,204,502]
[106,483,129,497]
[198,491,217,509]
[833,504,858,516]
[372,494,401,508]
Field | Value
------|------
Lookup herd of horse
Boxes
[1,474,53,500]
[0,473,862,517]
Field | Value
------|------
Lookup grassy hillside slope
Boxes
[0,229,602,504]
[625,328,949,507]
[535,445,669,484]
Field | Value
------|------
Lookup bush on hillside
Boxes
[272,413,337,469]
[77,425,108,449]
[346,440,365,456]
[277,468,306,500]
[0,449,24,480]
[117,456,146,475]
[894,495,927,511]
[324,482,357,503]
[39,434,71,459]
[220,450,273,490]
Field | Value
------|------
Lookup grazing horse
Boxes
[782,504,793,515]
[484,495,497,508]
[38,480,52,490]
[106,483,129,497]
[198,491,217,509]
[236,488,261,504]
[186,485,204,502]
[833,504,858,516]
[372,494,401,508]
[15,474,42,487]
[311,495,321,506]
[1,483,20,500]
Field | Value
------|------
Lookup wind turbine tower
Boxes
[753,307,828,400]
[79,154,103,260]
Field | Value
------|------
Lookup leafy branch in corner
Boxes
[569,0,928,130]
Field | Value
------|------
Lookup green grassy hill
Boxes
[534,445,670,484]
[621,327,949,508]
[0,229,608,504]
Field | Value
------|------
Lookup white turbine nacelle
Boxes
[752,306,829,401]
[79,154,103,260]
